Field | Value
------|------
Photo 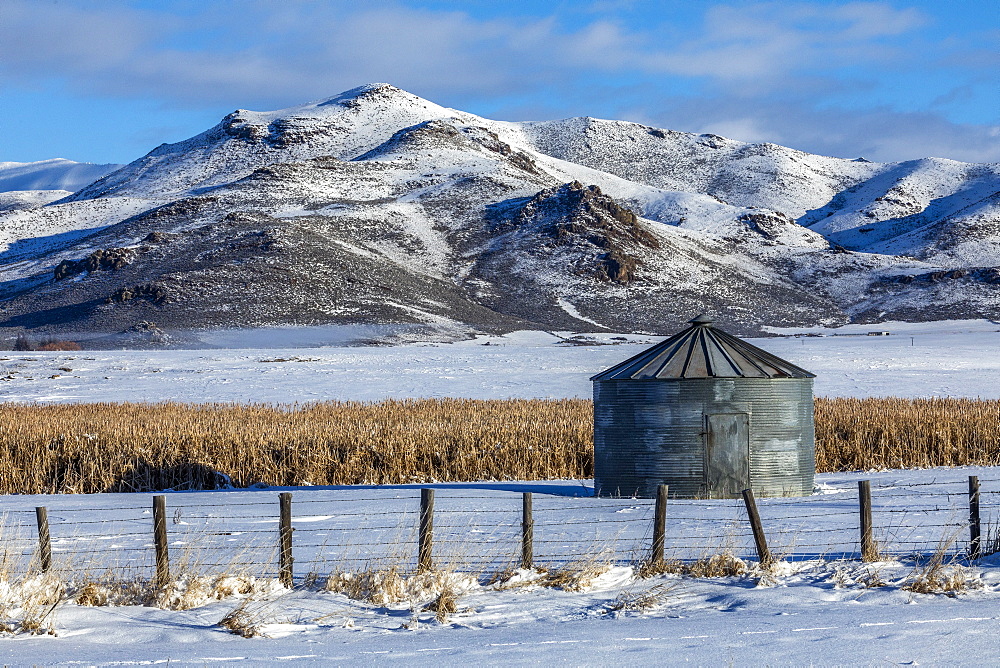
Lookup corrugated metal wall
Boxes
[593,378,814,498]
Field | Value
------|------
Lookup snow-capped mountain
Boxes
[1,83,998,343]
[0,159,124,225]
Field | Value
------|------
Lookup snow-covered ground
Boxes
[2,320,1000,404]
[3,469,1000,665]
[5,320,1000,664]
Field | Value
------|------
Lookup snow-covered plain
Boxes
[4,470,1000,665]
[5,321,1000,664]
[2,320,1000,404]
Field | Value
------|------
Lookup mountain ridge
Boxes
[1,83,999,345]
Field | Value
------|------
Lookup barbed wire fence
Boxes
[1,476,997,586]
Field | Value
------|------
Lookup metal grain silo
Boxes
[591,315,815,499]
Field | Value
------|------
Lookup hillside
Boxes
[0,83,998,345]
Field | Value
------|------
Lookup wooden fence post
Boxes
[859,480,876,562]
[969,475,981,561]
[742,488,772,567]
[419,488,435,573]
[35,507,51,573]
[279,492,294,588]
[651,484,668,565]
[152,495,169,586]
[521,492,533,570]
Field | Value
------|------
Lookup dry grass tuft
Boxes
[325,568,472,622]
[536,562,611,592]
[11,574,63,635]
[74,582,110,607]
[604,582,677,615]
[325,568,408,605]
[423,587,459,623]
[157,574,271,611]
[18,607,57,636]
[489,567,545,590]
[688,553,749,578]
[902,551,975,597]
[859,566,888,589]
[218,599,265,638]
[635,559,686,578]
[903,564,969,595]
[638,553,747,579]
[862,542,883,564]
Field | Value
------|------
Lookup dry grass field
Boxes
[814,397,1000,471]
[0,399,592,494]
[1,397,999,494]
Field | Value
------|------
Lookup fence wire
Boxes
[2,476,998,582]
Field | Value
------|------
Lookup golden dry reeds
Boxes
[0,399,592,494]
[814,397,1000,471]
[1,397,1000,494]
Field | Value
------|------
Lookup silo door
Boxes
[705,413,750,498]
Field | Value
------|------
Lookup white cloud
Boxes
[0,0,995,163]
[0,1,960,101]
[629,96,1000,163]
[0,1,616,103]
[638,2,929,87]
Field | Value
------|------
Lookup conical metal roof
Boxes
[590,315,815,380]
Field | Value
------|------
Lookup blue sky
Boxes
[1,0,997,165]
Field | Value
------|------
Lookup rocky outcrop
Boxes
[885,267,1000,285]
[514,181,659,284]
[519,182,659,248]
[465,126,541,175]
[739,211,794,240]
[144,231,178,243]
[54,247,141,281]
[220,111,268,142]
[106,283,170,305]
[126,320,170,345]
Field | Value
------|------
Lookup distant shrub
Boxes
[35,339,83,351]
[12,334,34,351]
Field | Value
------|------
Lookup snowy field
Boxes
[4,469,1000,665]
[5,319,1000,664]
[2,319,1000,404]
